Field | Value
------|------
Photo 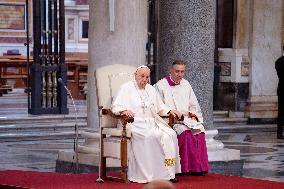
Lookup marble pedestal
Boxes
[206,130,243,176]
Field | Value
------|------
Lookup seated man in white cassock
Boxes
[111,65,182,183]
[154,60,209,175]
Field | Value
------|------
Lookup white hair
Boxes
[135,65,150,73]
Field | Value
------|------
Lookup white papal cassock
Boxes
[111,80,181,183]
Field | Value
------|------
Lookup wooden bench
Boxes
[0,85,10,96]
[66,58,88,99]
[0,55,89,99]
[0,56,29,88]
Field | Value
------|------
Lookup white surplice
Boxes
[111,80,181,183]
[154,78,205,135]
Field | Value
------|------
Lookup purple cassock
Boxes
[165,75,209,173]
[178,130,209,173]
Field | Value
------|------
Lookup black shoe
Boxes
[277,134,284,139]
[189,171,207,176]
[169,178,179,183]
[175,172,186,176]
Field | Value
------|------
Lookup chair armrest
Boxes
[101,108,183,128]
[161,114,184,128]
[102,108,134,125]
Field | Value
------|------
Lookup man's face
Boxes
[135,67,150,89]
[170,64,185,83]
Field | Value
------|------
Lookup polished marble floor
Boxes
[0,89,284,183]
[0,126,283,182]
[216,128,284,182]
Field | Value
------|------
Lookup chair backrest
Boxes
[95,64,137,128]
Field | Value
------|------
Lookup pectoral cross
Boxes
[141,99,147,113]
[140,92,150,114]
[109,0,115,31]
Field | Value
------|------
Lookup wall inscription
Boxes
[0,4,25,30]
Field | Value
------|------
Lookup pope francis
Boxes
[111,65,181,183]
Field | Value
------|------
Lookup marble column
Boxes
[245,0,282,123]
[157,0,215,130]
[57,0,148,171]
[87,0,148,131]
[157,0,240,164]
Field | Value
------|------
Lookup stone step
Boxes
[0,88,89,141]
[213,110,229,118]
[213,117,248,125]
[216,124,276,133]
[0,105,86,111]
[0,104,87,109]
[0,114,87,125]
[0,131,84,142]
[0,122,88,133]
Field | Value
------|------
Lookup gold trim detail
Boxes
[164,158,176,166]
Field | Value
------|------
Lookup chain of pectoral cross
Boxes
[140,93,148,113]
[133,80,150,114]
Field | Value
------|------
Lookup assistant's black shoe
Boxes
[189,171,208,176]
[169,178,179,183]
[277,134,284,139]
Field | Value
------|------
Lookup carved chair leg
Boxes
[121,137,128,182]
[101,133,106,178]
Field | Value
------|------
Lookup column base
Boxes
[56,129,243,176]
[206,129,240,161]
[245,95,277,124]
[56,149,243,176]
[56,149,120,173]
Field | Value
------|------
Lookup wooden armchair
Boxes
[95,64,137,182]
[95,64,179,182]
